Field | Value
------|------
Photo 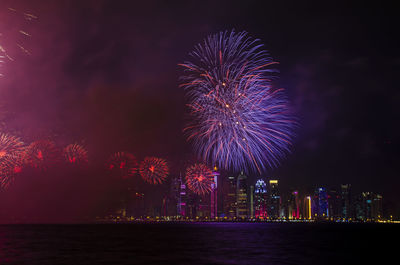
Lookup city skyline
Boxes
[92,170,389,222]
[0,0,399,222]
[0,1,397,264]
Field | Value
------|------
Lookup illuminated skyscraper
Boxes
[328,189,341,219]
[210,167,219,219]
[254,179,268,219]
[304,196,312,219]
[341,184,352,219]
[236,171,248,219]
[177,175,186,217]
[357,192,382,220]
[268,180,280,219]
[287,190,300,219]
[363,192,373,220]
[196,195,210,218]
[372,194,383,220]
[223,175,237,219]
[249,185,254,218]
[315,187,328,218]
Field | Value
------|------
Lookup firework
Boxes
[185,163,213,195]
[0,167,12,189]
[24,140,61,170]
[179,30,295,173]
[0,132,24,164]
[107,152,138,179]
[139,157,169,184]
[63,143,88,167]
[0,133,25,189]
[0,6,36,77]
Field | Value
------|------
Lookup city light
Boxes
[307,196,312,220]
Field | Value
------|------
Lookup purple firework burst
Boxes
[179,30,295,173]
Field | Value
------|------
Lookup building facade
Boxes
[254,179,268,219]
[268,180,280,219]
[236,172,248,219]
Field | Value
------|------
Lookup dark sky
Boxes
[1,0,399,219]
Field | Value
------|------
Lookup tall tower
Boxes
[249,185,254,218]
[223,175,237,219]
[210,166,219,219]
[236,171,248,219]
[341,184,352,219]
[304,196,312,219]
[268,180,280,219]
[289,190,300,219]
[315,187,328,218]
[372,194,383,220]
[176,175,186,218]
[254,179,268,219]
[328,188,341,220]
[361,192,374,220]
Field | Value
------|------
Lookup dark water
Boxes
[0,222,396,264]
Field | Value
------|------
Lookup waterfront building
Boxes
[223,175,237,219]
[304,195,313,219]
[196,195,210,219]
[327,189,341,219]
[288,190,300,219]
[315,187,328,218]
[372,194,383,219]
[236,171,248,219]
[254,179,268,219]
[210,167,219,219]
[356,192,383,221]
[176,176,187,217]
[341,184,352,219]
[249,185,254,218]
[268,179,280,219]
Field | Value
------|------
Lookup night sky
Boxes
[1,0,399,219]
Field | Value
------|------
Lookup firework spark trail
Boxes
[185,163,213,195]
[63,144,88,168]
[139,157,169,184]
[0,133,25,189]
[0,6,36,77]
[180,30,295,173]
[107,152,138,179]
[24,140,61,170]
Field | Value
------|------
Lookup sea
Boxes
[0,222,396,265]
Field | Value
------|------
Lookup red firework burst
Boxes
[185,163,213,195]
[63,143,88,167]
[24,140,61,170]
[0,133,25,189]
[139,157,169,184]
[0,167,12,189]
[0,133,24,164]
[107,152,138,179]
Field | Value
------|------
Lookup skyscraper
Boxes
[177,176,187,217]
[315,187,328,218]
[254,179,268,219]
[236,171,248,219]
[328,189,341,220]
[223,175,237,219]
[249,185,254,218]
[210,167,219,219]
[372,194,383,220]
[288,190,300,219]
[358,192,382,221]
[304,196,312,219]
[341,184,352,219]
[268,180,280,219]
